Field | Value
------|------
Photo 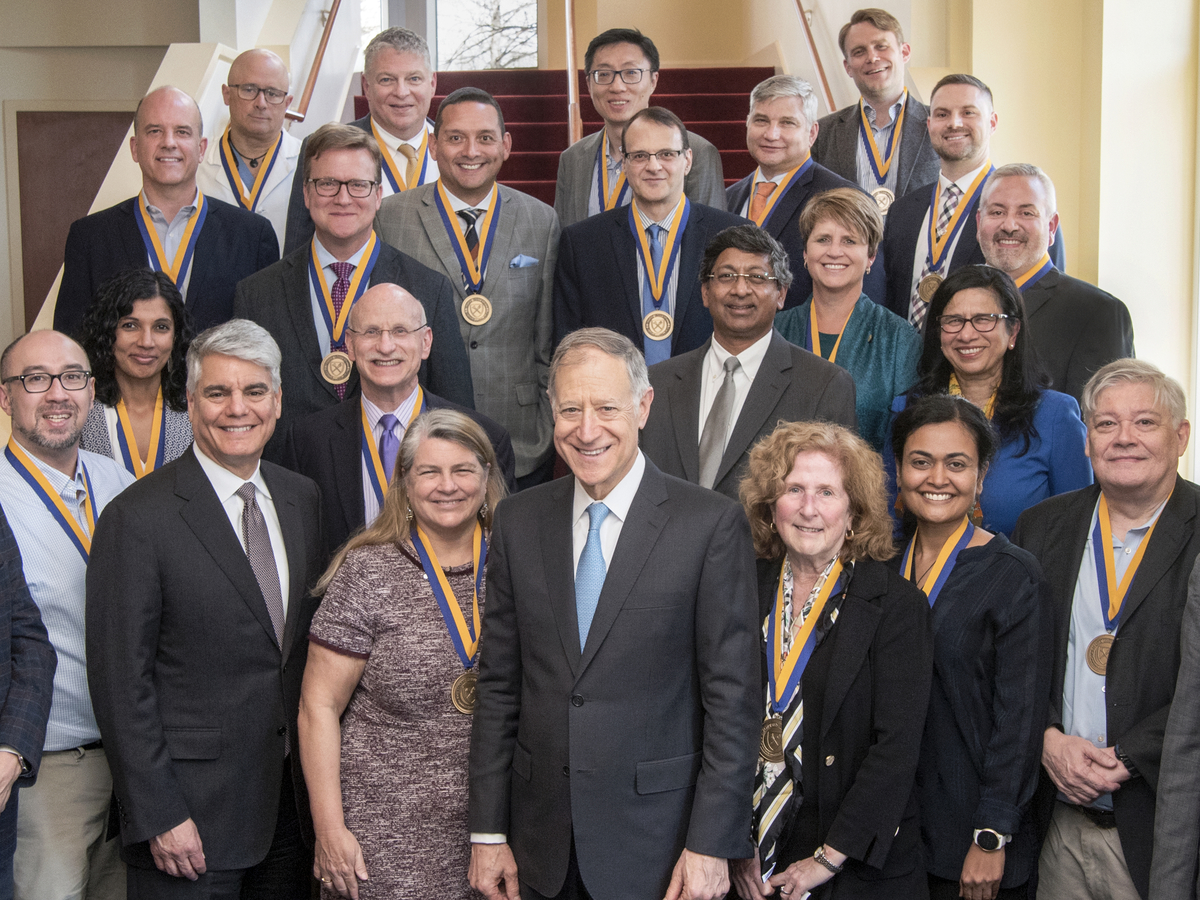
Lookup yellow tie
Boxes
[398,144,419,189]
[749,181,778,221]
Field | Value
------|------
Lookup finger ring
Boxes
[320,877,332,884]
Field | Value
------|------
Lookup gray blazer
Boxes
[375,182,558,477]
[639,332,858,499]
[553,128,727,228]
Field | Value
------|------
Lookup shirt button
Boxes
[571,694,584,707]
[825,755,835,766]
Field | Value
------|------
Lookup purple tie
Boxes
[330,261,354,400]
[378,414,400,484]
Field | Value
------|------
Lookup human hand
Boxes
[662,848,730,900]
[313,825,369,898]
[959,844,1004,900]
[469,842,520,900]
[150,818,206,880]
[730,851,772,899]
[1041,728,1124,803]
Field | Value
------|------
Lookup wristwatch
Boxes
[972,829,1010,852]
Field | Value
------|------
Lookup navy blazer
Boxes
[281,392,517,564]
[55,195,279,337]
[552,202,749,355]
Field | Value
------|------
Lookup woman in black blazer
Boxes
[891,395,1052,900]
[734,421,933,900]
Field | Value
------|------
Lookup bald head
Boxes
[134,86,202,135]
[130,86,206,198]
[345,284,432,405]
[224,50,293,145]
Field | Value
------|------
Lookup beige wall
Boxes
[0,0,198,46]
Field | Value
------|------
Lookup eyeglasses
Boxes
[306,178,379,198]
[707,271,781,289]
[2,371,92,393]
[588,68,651,85]
[623,149,684,166]
[229,83,288,105]
[345,325,429,342]
[937,313,1012,334]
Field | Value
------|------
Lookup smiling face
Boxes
[622,117,691,215]
[130,88,206,194]
[938,287,1017,387]
[803,216,875,295]
[927,83,996,167]
[772,450,852,572]
[898,420,984,528]
[362,47,436,141]
[405,436,487,541]
[303,147,382,255]
[1087,381,1190,503]
[113,295,175,383]
[587,42,659,129]
[187,353,281,479]
[977,175,1059,278]
[222,50,291,144]
[703,248,785,351]
[431,101,512,206]
[345,285,431,403]
[841,22,910,105]
[746,95,818,177]
[0,331,94,469]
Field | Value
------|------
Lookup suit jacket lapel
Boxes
[716,333,791,486]
[667,343,706,483]
[482,187,518,298]
[332,399,367,541]
[418,193,469,300]
[610,216,643,341]
[726,176,751,217]
[672,208,704,341]
[119,199,152,271]
[188,203,218,305]
[897,96,927,197]
[1022,268,1059,319]
[1120,476,1197,626]
[262,464,307,662]
[764,168,814,240]
[950,207,981,268]
[833,106,859,179]
[820,575,882,739]
[540,478,583,676]
[287,250,343,404]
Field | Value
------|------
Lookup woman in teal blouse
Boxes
[774,188,921,451]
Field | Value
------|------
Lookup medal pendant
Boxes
[320,350,352,385]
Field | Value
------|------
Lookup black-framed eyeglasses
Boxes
[937,313,1012,334]
[345,325,429,342]
[707,272,781,289]
[623,149,684,166]
[306,178,379,198]
[588,68,651,85]
[229,83,288,105]
[2,371,92,393]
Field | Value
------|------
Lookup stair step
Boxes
[433,66,775,97]
[497,179,556,206]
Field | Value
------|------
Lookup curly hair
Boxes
[76,268,193,411]
[740,421,895,562]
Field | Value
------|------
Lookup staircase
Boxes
[356,66,776,207]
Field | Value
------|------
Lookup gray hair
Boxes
[186,319,282,394]
[1081,359,1187,428]
[364,27,433,73]
[700,225,794,290]
[748,75,818,131]
[982,163,1058,217]
[548,328,650,407]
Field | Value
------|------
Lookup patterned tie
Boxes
[329,261,354,400]
[237,483,285,646]
[642,224,670,366]
[398,143,419,189]
[575,502,610,650]
[909,183,963,330]
[749,181,778,221]
[698,357,741,489]
[378,413,400,483]
[458,208,481,259]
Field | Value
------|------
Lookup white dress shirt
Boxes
[906,160,991,303]
[571,451,647,575]
[696,330,773,448]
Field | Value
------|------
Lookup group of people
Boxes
[0,7,1192,900]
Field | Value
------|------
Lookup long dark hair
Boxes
[76,269,193,410]
[909,265,1046,452]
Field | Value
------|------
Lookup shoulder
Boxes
[236,253,289,290]
[658,467,744,521]
[71,197,137,233]
[855,295,918,340]
[375,240,445,282]
[560,132,599,165]
[79,448,135,491]
[1034,389,1083,421]
[774,302,810,339]
[809,162,857,191]
[888,181,935,218]
[904,95,930,120]
[562,207,623,240]
[686,131,720,155]
[379,182,435,216]
[1041,269,1124,306]
[262,459,320,504]
[727,172,753,195]
[648,345,705,383]
[1017,484,1098,532]
[976,533,1044,584]
[816,104,857,131]
[689,202,748,232]
[848,557,929,615]
[293,400,352,437]
[204,195,269,231]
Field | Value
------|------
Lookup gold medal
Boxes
[462,294,493,326]
[320,350,352,385]
[760,716,784,764]
[1087,634,1114,676]
[643,310,674,341]
[451,670,478,714]
[917,273,944,304]
[872,187,895,213]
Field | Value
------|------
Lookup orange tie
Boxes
[749,181,778,221]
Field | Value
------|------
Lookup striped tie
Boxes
[908,183,963,330]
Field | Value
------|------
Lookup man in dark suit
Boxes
[554,107,747,364]
[283,27,439,254]
[55,86,279,337]
[283,283,515,562]
[235,122,473,463]
[86,320,323,897]
[468,328,760,900]
[977,163,1133,403]
[1012,359,1198,900]
[811,8,939,208]
[640,225,857,499]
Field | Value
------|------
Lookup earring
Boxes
[865,266,871,274]
[479,501,489,520]
[406,505,414,523]
[845,527,855,540]
[769,521,777,533]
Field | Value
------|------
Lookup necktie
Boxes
[642,224,670,366]
[329,261,354,400]
[749,181,778,221]
[909,183,963,331]
[698,357,741,489]
[458,209,481,259]
[575,502,610,650]
[398,143,419,189]
[237,483,285,646]
[378,413,400,483]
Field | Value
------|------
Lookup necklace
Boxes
[229,135,269,169]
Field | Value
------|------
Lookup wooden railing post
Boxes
[795,1,836,114]
[286,0,343,124]
[565,0,583,145]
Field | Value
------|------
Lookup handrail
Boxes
[794,0,836,114]
[564,0,583,145]
[286,0,343,123]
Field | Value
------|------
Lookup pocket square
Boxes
[509,254,540,268]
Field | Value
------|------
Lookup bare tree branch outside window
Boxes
[438,0,538,70]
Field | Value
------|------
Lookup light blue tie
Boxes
[575,502,610,650]
[642,224,670,365]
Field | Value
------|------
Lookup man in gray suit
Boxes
[469,327,760,900]
[640,225,857,499]
[376,87,558,488]
[811,8,939,210]
[554,28,726,228]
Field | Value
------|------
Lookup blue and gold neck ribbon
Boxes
[749,157,812,228]
[766,557,845,713]
[114,387,166,479]
[411,522,487,669]
[595,136,630,212]
[308,231,381,350]
[1015,252,1054,291]
[360,387,425,506]
[858,89,908,187]
[218,127,281,212]
[5,439,95,562]
[1092,493,1164,632]
[901,517,974,606]
[629,198,690,307]
[372,120,429,193]
[804,300,855,365]
[135,191,208,286]
[435,181,501,294]
[926,163,993,273]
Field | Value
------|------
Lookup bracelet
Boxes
[813,845,843,874]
